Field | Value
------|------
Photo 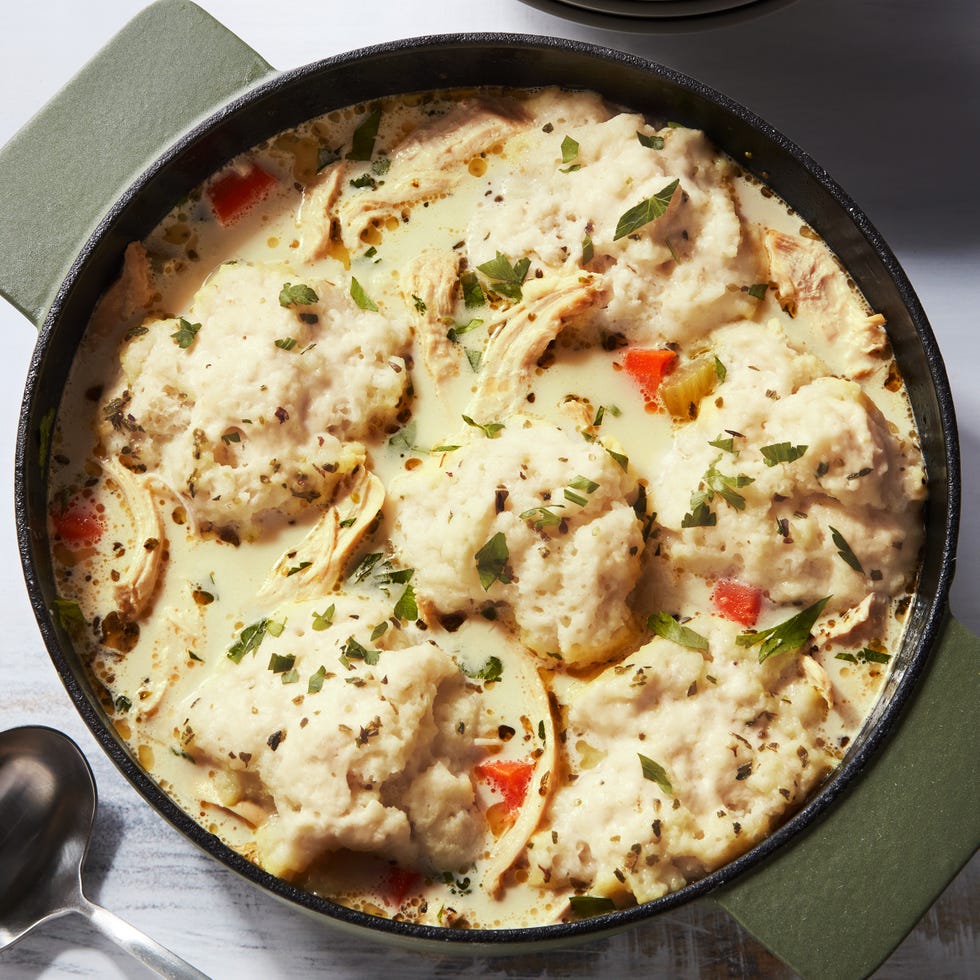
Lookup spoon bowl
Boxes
[0,726,208,978]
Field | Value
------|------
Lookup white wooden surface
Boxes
[0,1,976,976]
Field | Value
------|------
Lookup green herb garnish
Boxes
[52,597,85,631]
[461,655,504,684]
[761,442,808,467]
[520,505,564,530]
[613,179,679,241]
[311,605,335,631]
[228,619,269,663]
[638,753,673,794]
[394,583,419,621]
[446,318,484,342]
[308,665,328,693]
[275,337,298,351]
[829,526,865,574]
[476,251,531,301]
[350,277,378,311]
[637,131,666,150]
[736,596,830,663]
[340,635,380,668]
[461,270,485,308]
[171,317,201,350]
[475,532,511,590]
[268,653,296,673]
[347,107,381,161]
[462,415,504,439]
[648,612,709,653]
[411,294,427,314]
[279,282,319,307]
[465,348,483,373]
[747,283,769,300]
[582,234,594,264]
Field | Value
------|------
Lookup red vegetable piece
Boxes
[475,759,534,814]
[712,579,763,627]
[207,164,277,225]
[380,866,422,908]
[51,497,104,545]
[622,347,678,402]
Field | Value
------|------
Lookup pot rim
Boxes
[15,31,960,949]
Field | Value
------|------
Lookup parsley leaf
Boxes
[461,270,485,308]
[761,442,808,467]
[461,655,504,684]
[520,505,564,529]
[446,318,484,342]
[308,665,328,693]
[836,647,891,665]
[637,131,665,150]
[560,134,579,164]
[347,107,381,161]
[747,283,769,300]
[52,597,85,632]
[638,753,673,794]
[228,619,269,663]
[268,653,296,673]
[279,282,319,307]
[394,583,418,621]
[340,635,380,668]
[582,234,595,264]
[462,415,504,439]
[171,317,201,350]
[736,596,830,663]
[275,337,297,351]
[568,475,599,494]
[350,277,378,311]
[411,294,427,314]
[476,251,531,301]
[614,179,679,241]
[648,612,709,652]
[829,526,865,574]
[465,347,483,373]
[311,605,335,631]
[475,532,511,590]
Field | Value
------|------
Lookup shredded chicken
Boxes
[258,469,385,604]
[817,593,887,649]
[89,242,155,339]
[401,249,460,392]
[297,165,346,264]
[465,270,611,419]
[337,97,529,247]
[764,230,888,377]
[101,456,166,620]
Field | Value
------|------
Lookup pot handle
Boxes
[0,0,274,327]
[714,612,980,979]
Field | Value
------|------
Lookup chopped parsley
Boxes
[461,655,504,684]
[411,294,427,314]
[520,505,564,529]
[311,605,335,631]
[275,337,298,351]
[462,414,504,439]
[613,179,679,241]
[747,283,769,300]
[761,442,808,467]
[350,277,379,311]
[394,583,419,621]
[637,131,666,150]
[465,348,483,373]
[582,234,595,264]
[475,532,511,590]
[268,653,296,673]
[347,107,381,161]
[446,317,484,342]
[476,251,531,301]
[836,647,891,665]
[559,134,581,172]
[114,694,132,714]
[308,665,328,693]
[682,459,754,526]
[286,561,312,576]
[371,622,388,641]
[564,488,588,506]
[736,596,830,663]
[279,282,318,307]
[568,475,600,494]
[829,526,865,574]
[648,612,709,653]
[228,619,269,663]
[460,270,485,308]
[339,636,380,668]
[170,317,201,349]
[52,597,85,631]
[638,753,673,794]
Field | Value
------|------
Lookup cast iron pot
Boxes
[1,2,977,976]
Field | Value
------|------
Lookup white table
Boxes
[1,1,976,976]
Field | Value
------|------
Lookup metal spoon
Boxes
[0,725,209,978]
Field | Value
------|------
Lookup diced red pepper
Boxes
[712,579,763,627]
[379,866,422,908]
[475,759,534,814]
[622,348,678,403]
[206,163,277,225]
[51,496,104,545]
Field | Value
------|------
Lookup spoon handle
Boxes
[78,895,210,979]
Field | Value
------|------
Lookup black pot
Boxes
[1,4,976,976]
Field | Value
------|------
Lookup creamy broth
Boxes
[47,87,924,928]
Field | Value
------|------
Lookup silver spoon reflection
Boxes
[0,725,208,978]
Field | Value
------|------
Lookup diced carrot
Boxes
[712,579,763,627]
[206,163,277,225]
[380,866,422,908]
[51,496,104,545]
[475,759,534,814]
[622,348,678,403]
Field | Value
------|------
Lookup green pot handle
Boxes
[714,612,980,979]
[0,0,274,327]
